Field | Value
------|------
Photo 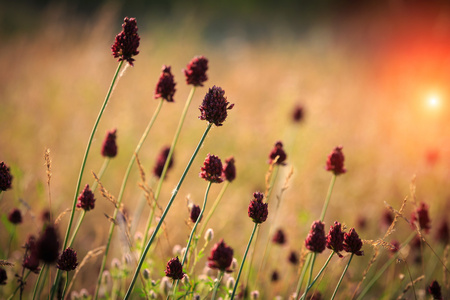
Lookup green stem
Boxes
[173,181,212,298]
[61,272,69,300]
[93,98,164,300]
[143,87,196,245]
[319,174,336,222]
[7,271,30,300]
[330,253,354,300]
[211,270,225,300]
[265,164,279,204]
[51,60,124,300]
[300,252,335,300]
[231,223,258,299]
[68,210,86,248]
[302,252,317,300]
[32,264,46,300]
[124,123,213,300]
[294,253,312,299]
[198,181,229,240]
[91,158,110,193]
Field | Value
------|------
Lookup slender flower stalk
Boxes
[330,254,354,300]
[319,174,336,221]
[299,251,335,300]
[124,123,213,299]
[31,264,47,300]
[211,270,225,300]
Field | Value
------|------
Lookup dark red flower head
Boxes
[292,104,304,123]
[248,192,268,224]
[208,239,234,272]
[76,184,96,211]
[199,86,234,126]
[23,235,40,273]
[325,146,346,175]
[271,270,279,282]
[428,280,443,300]
[0,268,6,285]
[305,221,326,253]
[154,65,176,102]
[222,156,236,182]
[272,229,287,245]
[57,248,78,271]
[411,202,431,234]
[0,161,13,191]
[288,251,299,265]
[309,292,323,300]
[200,154,223,183]
[101,129,118,158]
[36,225,60,263]
[153,146,174,179]
[343,228,364,256]
[8,208,22,225]
[326,221,344,257]
[436,219,449,244]
[190,204,202,223]
[111,17,140,66]
[184,56,208,86]
[165,256,185,280]
[268,141,287,165]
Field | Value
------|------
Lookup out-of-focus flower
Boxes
[184,56,208,87]
[36,225,60,263]
[0,268,7,285]
[222,156,236,182]
[208,239,234,272]
[268,141,287,165]
[428,280,443,300]
[436,219,449,244]
[271,270,279,282]
[411,202,431,234]
[248,192,268,224]
[153,146,174,179]
[343,228,364,256]
[101,129,118,158]
[76,184,96,211]
[8,208,22,225]
[305,221,326,253]
[272,229,286,245]
[292,104,304,123]
[190,204,202,223]
[200,154,223,183]
[288,251,299,265]
[57,248,78,271]
[325,146,346,175]
[23,235,40,273]
[199,86,234,126]
[111,17,140,66]
[154,65,176,102]
[164,257,184,280]
[0,161,13,191]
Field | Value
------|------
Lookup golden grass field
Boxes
[0,3,449,299]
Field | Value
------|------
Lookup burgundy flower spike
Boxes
[268,141,287,165]
[272,229,287,245]
[165,257,185,280]
[57,248,78,271]
[199,86,234,126]
[101,129,118,158]
[154,65,176,102]
[343,228,364,256]
[222,156,236,182]
[248,192,268,224]
[326,221,345,257]
[208,239,234,272]
[76,184,96,211]
[325,146,346,175]
[428,280,443,300]
[111,17,140,66]
[36,225,60,263]
[200,154,224,183]
[8,208,22,225]
[184,56,208,86]
[0,161,13,191]
[411,202,431,234]
[153,146,174,179]
[190,204,202,223]
[305,221,326,253]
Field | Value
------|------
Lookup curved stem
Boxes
[330,253,354,300]
[198,181,229,240]
[302,252,317,300]
[211,270,225,300]
[299,251,335,300]
[124,123,213,299]
[68,210,86,248]
[91,158,110,193]
[32,264,46,300]
[61,272,69,300]
[319,175,336,222]
[294,253,312,299]
[231,223,258,299]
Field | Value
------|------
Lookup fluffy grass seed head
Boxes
[154,65,176,102]
[305,221,326,253]
[57,248,78,271]
[200,154,224,183]
[164,256,185,280]
[248,192,268,224]
[343,228,364,256]
[0,161,13,191]
[208,239,234,272]
[111,17,140,66]
[199,86,234,127]
[101,129,117,158]
[184,56,208,87]
[76,184,96,211]
[268,141,287,165]
[8,208,22,225]
[325,146,346,175]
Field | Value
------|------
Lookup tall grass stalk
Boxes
[124,123,213,299]
[211,270,225,300]
[32,264,47,300]
[198,181,229,241]
[303,252,317,300]
[93,98,165,300]
[330,253,354,300]
[299,251,335,300]
[51,60,124,300]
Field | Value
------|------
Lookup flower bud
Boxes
[205,228,214,242]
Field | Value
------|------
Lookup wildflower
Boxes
[326,221,344,257]
[325,146,346,175]
[199,86,234,126]
[143,269,150,280]
[226,277,235,290]
[343,228,364,256]
[0,268,6,285]
[41,210,51,223]
[36,225,60,263]
[248,192,268,224]
[288,251,299,265]
[200,154,223,183]
[153,146,174,178]
[190,204,202,223]
[184,56,208,86]
[76,184,96,211]
[0,161,13,191]
[411,202,431,233]
[208,239,234,272]
[57,248,78,271]
[23,235,40,273]
[357,216,367,230]
[8,208,22,224]
[428,280,443,300]
[292,104,304,123]
[222,156,236,182]
[268,141,287,165]
[111,17,140,66]
[101,129,118,158]
[436,219,449,244]
[272,229,287,245]
[305,221,326,253]
[154,65,176,102]
[164,256,184,280]
[271,270,279,282]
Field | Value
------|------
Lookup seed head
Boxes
[0,268,6,285]
[305,221,326,253]
[268,141,287,165]
[154,65,176,102]
[164,257,185,280]
[248,192,268,224]
[411,202,431,233]
[288,251,299,265]
[111,17,140,66]
[326,221,344,257]
[101,129,118,158]
[436,219,449,244]
[200,154,224,183]
[343,228,364,256]
[8,208,22,225]
[76,184,96,211]
[428,280,443,300]
[57,248,78,271]
[190,204,202,223]
[36,225,60,263]
[389,240,400,255]
[325,146,346,175]
[292,104,304,123]
[0,161,13,191]
[222,156,236,182]
[199,86,234,126]
[208,239,234,272]
[184,56,208,86]
[153,146,174,179]
[272,229,287,245]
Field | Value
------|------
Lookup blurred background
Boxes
[1,0,450,298]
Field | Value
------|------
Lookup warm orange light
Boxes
[426,95,440,109]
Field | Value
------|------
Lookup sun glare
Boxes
[426,95,440,109]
